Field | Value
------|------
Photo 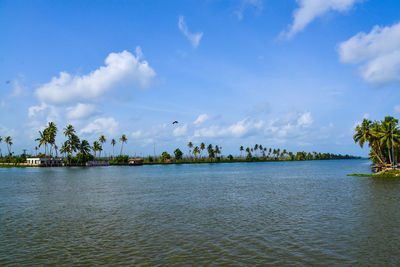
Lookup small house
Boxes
[128,158,143,165]
[26,156,63,166]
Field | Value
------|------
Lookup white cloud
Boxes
[194,118,264,138]
[80,117,119,136]
[194,114,209,125]
[35,49,156,104]
[338,21,400,85]
[66,103,97,120]
[297,112,313,127]
[173,124,188,137]
[28,103,60,122]
[131,130,142,138]
[9,80,25,97]
[234,0,263,21]
[282,0,361,39]
[178,15,203,48]
[194,112,314,141]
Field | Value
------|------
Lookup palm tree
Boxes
[200,142,205,158]
[36,130,48,155]
[46,122,58,156]
[5,136,12,155]
[119,134,127,155]
[0,136,2,157]
[34,146,38,156]
[254,144,259,157]
[354,118,385,165]
[99,135,106,158]
[375,119,400,165]
[240,146,244,158]
[188,142,193,158]
[193,146,200,159]
[111,139,116,157]
[92,141,101,158]
[60,141,70,158]
[215,145,221,158]
[63,124,76,158]
[64,124,75,138]
[79,140,91,155]
[77,140,91,164]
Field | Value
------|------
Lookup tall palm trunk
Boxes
[388,147,392,165]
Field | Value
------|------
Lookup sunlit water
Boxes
[1,159,400,265]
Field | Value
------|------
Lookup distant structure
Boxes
[128,158,143,166]
[26,156,63,167]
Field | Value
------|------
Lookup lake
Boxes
[1,159,400,265]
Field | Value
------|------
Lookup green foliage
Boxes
[174,148,183,160]
[161,151,171,162]
[109,155,129,164]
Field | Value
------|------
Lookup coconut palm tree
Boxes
[119,134,127,155]
[92,141,101,158]
[215,145,221,158]
[80,140,91,155]
[34,146,38,156]
[36,130,48,155]
[254,144,259,157]
[60,141,70,158]
[200,142,205,158]
[5,136,12,155]
[354,118,385,165]
[193,146,200,159]
[111,139,116,157]
[63,124,76,158]
[375,119,400,165]
[0,136,2,157]
[188,142,193,158]
[46,122,58,156]
[99,135,106,157]
[240,146,244,158]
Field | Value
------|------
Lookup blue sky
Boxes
[1,0,400,157]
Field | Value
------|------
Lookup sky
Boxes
[1,0,400,157]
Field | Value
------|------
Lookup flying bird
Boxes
[172,121,179,124]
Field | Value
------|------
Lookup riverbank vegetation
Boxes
[353,116,400,167]
[0,121,361,166]
[348,169,400,178]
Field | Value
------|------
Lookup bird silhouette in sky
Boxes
[172,121,179,124]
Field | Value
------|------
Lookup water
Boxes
[1,159,400,265]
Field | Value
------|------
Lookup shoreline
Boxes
[0,158,367,168]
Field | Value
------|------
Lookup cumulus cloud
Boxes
[297,112,313,127]
[28,103,60,122]
[66,103,97,120]
[234,0,263,21]
[282,0,361,39]
[173,124,188,137]
[80,117,119,136]
[194,112,313,141]
[178,15,203,48]
[35,49,156,104]
[194,114,209,125]
[338,21,400,85]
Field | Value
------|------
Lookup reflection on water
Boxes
[1,160,400,265]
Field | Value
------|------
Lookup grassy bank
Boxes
[348,169,400,178]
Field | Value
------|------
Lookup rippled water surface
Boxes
[1,160,400,265]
